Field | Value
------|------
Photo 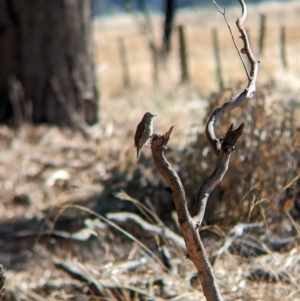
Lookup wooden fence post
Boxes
[178,24,189,83]
[149,43,159,86]
[212,28,224,91]
[118,37,131,89]
[258,14,266,56]
[280,25,288,70]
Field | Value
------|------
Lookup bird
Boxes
[134,112,157,160]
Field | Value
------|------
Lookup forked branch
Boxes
[194,0,259,226]
[193,123,244,226]
[151,130,223,301]
[150,0,258,300]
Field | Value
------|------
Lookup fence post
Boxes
[212,28,224,91]
[280,26,288,70]
[149,43,159,86]
[178,24,189,83]
[258,14,266,56]
[118,37,131,89]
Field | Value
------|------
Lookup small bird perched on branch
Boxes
[134,112,156,160]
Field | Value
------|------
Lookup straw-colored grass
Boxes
[94,0,300,98]
[1,1,300,301]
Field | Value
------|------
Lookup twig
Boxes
[212,0,250,80]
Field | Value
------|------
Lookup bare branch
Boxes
[195,0,258,229]
[212,0,250,80]
[194,123,244,225]
[151,128,189,223]
[107,212,186,251]
[205,90,247,155]
[151,129,223,301]
[149,1,258,300]
[236,0,259,91]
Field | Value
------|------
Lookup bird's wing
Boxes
[134,122,145,148]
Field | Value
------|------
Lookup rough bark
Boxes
[0,0,98,126]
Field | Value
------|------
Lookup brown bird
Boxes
[134,112,156,160]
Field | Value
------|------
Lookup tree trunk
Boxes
[0,0,99,126]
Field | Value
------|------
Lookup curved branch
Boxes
[195,0,259,227]
[236,0,259,92]
[206,0,258,155]
[149,1,257,300]
[194,123,244,225]
[205,90,247,155]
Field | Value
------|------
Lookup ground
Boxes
[1,1,300,300]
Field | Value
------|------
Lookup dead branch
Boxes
[54,260,111,296]
[0,265,5,301]
[212,222,264,262]
[107,212,186,251]
[151,130,223,301]
[150,1,258,300]
[54,260,159,299]
[11,227,97,242]
[194,0,259,226]
[193,123,244,225]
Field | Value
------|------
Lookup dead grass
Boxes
[94,0,300,97]
[1,1,300,301]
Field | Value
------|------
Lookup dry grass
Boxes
[1,1,300,301]
[94,0,300,97]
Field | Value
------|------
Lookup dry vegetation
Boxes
[1,1,300,300]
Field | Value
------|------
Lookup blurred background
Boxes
[0,0,300,300]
